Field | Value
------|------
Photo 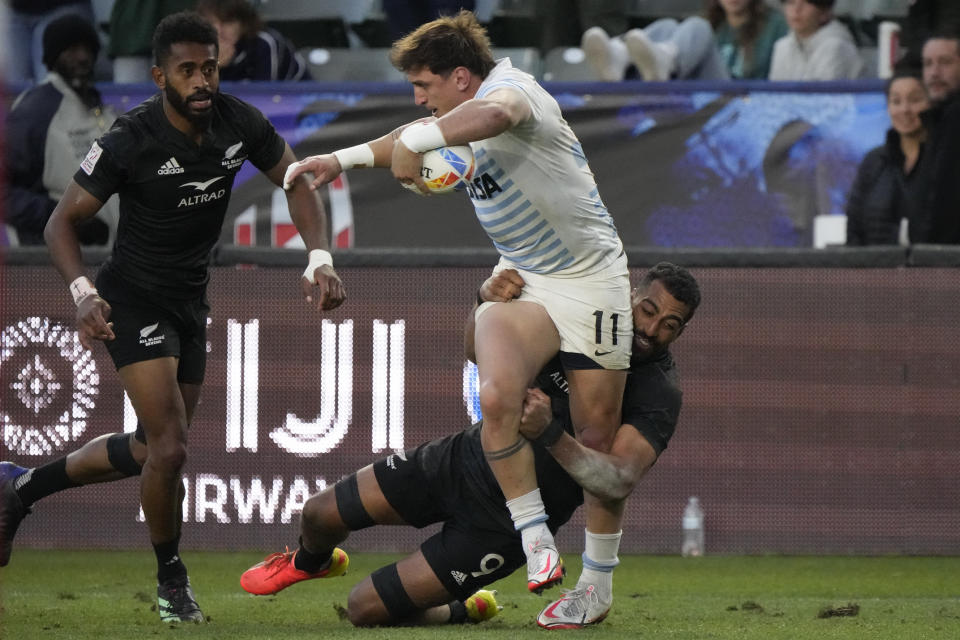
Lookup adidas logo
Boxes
[158,157,185,175]
[450,570,467,585]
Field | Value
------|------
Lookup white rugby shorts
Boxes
[476,252,632,370]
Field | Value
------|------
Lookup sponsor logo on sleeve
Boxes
[80,142,103,175]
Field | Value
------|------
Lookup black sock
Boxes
[448,600,468,624]
[293,536,333,573]
[154,536,187,584]
[15,458,80,507]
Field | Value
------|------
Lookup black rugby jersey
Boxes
[74,93,285,298]
[454,350,682,534]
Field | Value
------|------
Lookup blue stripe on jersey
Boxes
[509,245,575,274]
[492,229,557,259]
[471,138,582,274]
[553,253,576,271]
[476,189,524,220]
[587,187,619,239]
[494,217,548,246]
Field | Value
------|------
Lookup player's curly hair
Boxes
[641,262,702,322]
[389,9,496,78]
[153,11,219,67]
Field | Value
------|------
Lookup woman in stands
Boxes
[707,0,789,79]
[846,71,932,245]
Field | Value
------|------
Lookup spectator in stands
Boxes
[897,0,960,74]
[5,0,94,84]
[768,0,863,80]
[5,13,117,245]
[710,0,789,79]
[196,0,307,82]
[108,0,194,83]
[580,0,788,82]
[845,71,931,245]
[920,33,960,243]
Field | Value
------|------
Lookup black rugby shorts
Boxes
[95,271,209,384]
[373,442,525,600]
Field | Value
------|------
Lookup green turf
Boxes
[1,551,958,639]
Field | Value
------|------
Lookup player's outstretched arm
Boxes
[520,388,657,501]
[267,144,346,311]
[282,120,432,191]
[391,90,530,194]
[44,179,115,348]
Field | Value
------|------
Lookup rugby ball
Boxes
[418,145,475,194]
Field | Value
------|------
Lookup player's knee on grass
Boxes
[348,563,425,626]
[346,575,399,627]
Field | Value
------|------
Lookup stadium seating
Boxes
[627,0,704,21]
[493,47,542,78]
[542,47,596,82]
[302,47,406,82]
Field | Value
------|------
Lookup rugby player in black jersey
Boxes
[0,12,345,624]
[240,262,700,630]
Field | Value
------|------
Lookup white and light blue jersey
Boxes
[467,59,623,277]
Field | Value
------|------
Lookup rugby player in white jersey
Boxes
[283,9,633,620]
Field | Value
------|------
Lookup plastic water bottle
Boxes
[681,496,704,557]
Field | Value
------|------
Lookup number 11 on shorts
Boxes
[592,310,619,346]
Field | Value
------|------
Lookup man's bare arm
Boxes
[520,388,657,501]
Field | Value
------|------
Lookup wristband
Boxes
[282,159,306,191]
[533,419,566,448]
[398,121,447,153]
[69,276,98,306]
[302,249,333,280]
[332,143,374,171]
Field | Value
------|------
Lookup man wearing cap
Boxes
[769,0,864,80]
[5,12,118,245]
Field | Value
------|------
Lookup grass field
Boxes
[1,551,958,639]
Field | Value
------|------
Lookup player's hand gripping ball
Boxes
[410,145,475,194]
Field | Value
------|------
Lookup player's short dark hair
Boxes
[640,262,702,323]
[153,11,219,68]
[389,9,496,78]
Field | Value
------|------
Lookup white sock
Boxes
[507,489,554,556]
[583,529,622,567]
[506,488,548,531]
[580,529,621,596]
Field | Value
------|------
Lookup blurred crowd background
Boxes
[2,1,959,251]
